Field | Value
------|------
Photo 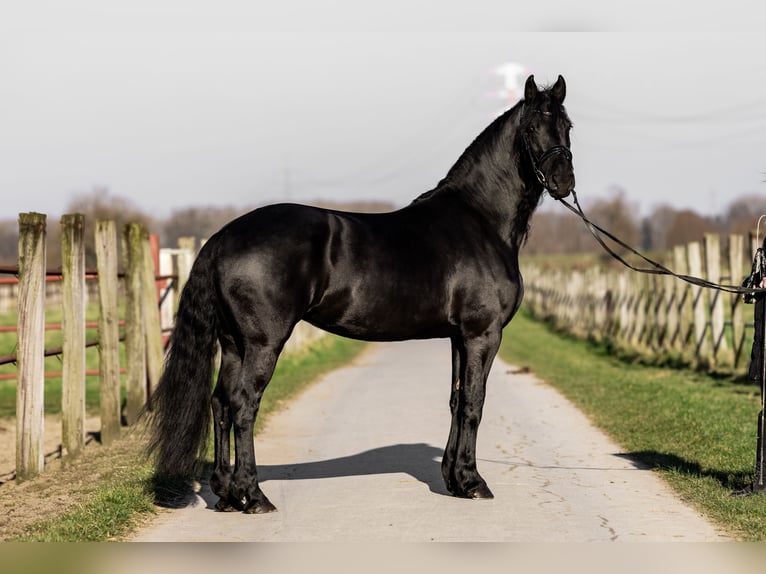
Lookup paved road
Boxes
[132,339,726,542]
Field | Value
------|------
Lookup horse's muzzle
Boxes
[545,168,575,199]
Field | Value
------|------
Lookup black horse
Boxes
[148,75,575,514]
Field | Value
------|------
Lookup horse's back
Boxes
[207,199,522,343]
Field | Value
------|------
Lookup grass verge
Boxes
[2,334,367,541]
[500,308,766,541]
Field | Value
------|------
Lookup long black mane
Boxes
[412,98,541,246]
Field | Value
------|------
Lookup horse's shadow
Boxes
[153,443,448,510]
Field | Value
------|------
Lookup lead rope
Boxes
[555,191,766,297]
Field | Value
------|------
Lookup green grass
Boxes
[6,333,367,541]
[0,305,128,418]
[14,450,157,542]
[500,308,766,540]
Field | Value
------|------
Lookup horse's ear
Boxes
[524,75,538,101]
[552,75,566,103]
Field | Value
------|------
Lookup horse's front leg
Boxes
[445,329,501,499]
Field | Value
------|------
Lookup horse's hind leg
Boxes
[442,337,463,495]
[229,340,282,514]
[209,342,240,511]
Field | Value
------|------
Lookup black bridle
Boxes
[526,138,573,188]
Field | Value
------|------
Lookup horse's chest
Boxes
[458,271,521,318]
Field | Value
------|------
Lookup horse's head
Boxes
[519,74,575,199]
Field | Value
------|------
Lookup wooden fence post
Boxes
[631,274,644,347]
[16,212,47,481]
[159,249,175,336]
[729,234,746,368]
[142,233,164,399]
[647,273,662,351]
[704,234,729,365]
[687,241,710,365]
[617,272,630,346]
[673,245,692,355]
[61,214,86,460]
[662,273,677,353]
[176,237,196,296]
[122,223,146,425]
[95,220,121,445]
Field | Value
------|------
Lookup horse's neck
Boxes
[469,179,541,251]
[437,107,542,249]
[445,151,541,250]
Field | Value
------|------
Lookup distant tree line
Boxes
[0,188,396,268]
[0,186,764,268]
[524,188,766,258]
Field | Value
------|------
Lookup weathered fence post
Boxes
[122,223,146,425]
[630,275,646,348]
[176,237,196,296]
[687,241,710,365]
[673,245,692,355]
[61,214,86,460]
[705,233,729,365]
[159,248,175,338]
[730,234,746,368]
[142,233,164,399]
[95,220,121,445]
[617,271,630,346]
[662,272,678,353]
[16,212,47,481]
[647,275,668,353]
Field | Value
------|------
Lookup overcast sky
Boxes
[2,2,766,222]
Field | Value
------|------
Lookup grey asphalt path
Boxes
[132,339,726,542]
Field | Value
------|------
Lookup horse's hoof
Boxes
[243,498,278,514]
[215,499,239,512]
[466,483,494,500]
[214,493,243,512]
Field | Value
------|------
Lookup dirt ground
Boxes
[0,414,147,540]
[0,414,103,483]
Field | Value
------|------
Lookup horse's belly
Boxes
[306,287,453,342]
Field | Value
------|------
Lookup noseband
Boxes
[523,134,572,189]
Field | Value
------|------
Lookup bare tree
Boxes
[161,206,246,248]
[664,209,718,248]
[526,188,640,257]
[526,209,592,255]
[643,204,681,251]
[723,194,766,235]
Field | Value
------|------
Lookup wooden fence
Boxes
[8,213,188,480]
[6,213,324,482]
[522,232,759,373]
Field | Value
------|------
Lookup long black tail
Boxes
[147,240,219,476]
